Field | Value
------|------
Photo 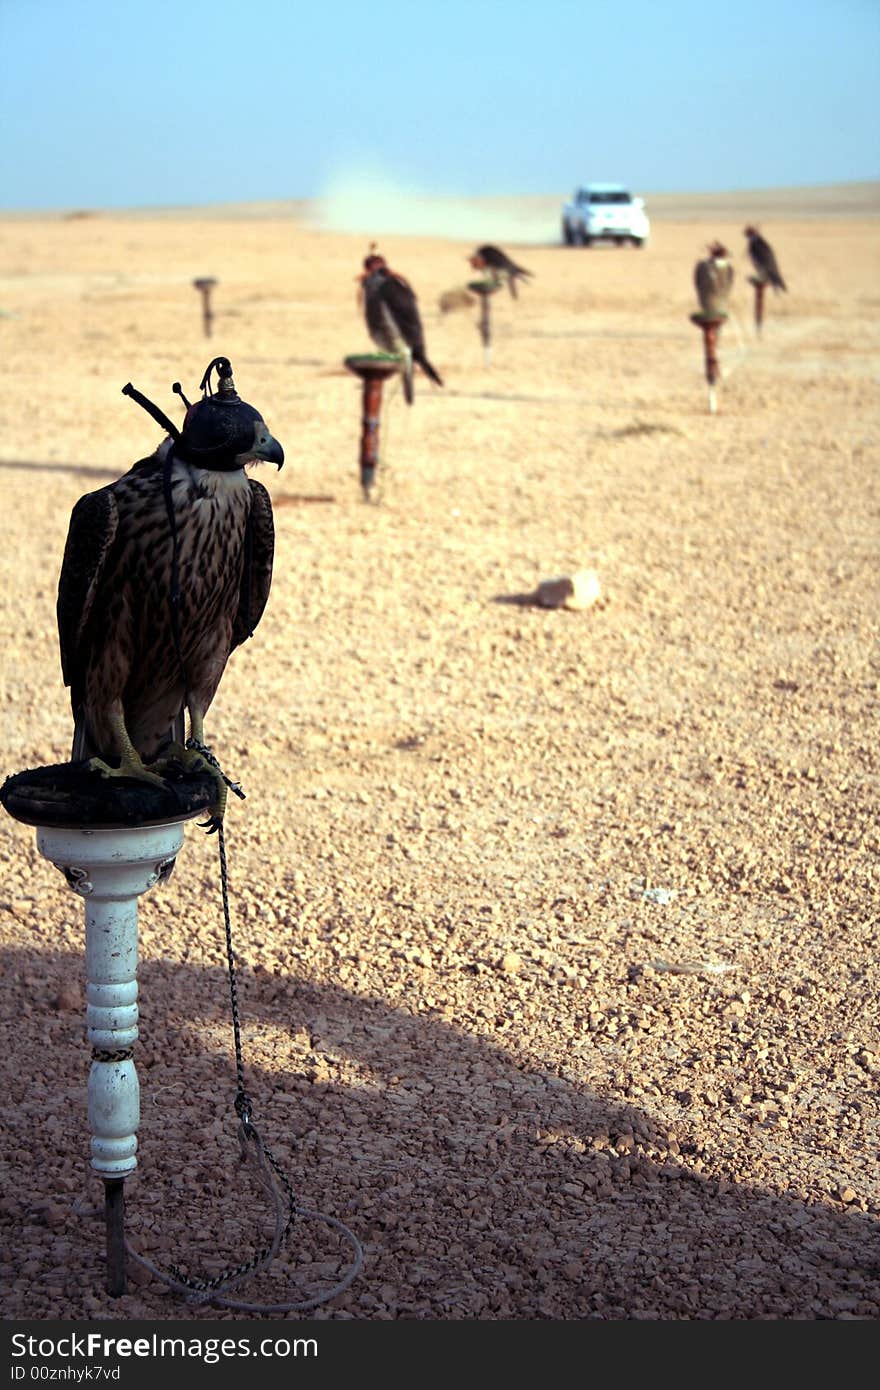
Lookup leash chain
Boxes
[117,745,362,1309]
[166,813,298,1297]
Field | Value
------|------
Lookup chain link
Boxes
[151,810,299,1298]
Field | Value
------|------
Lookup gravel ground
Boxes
[0,196,878,1321]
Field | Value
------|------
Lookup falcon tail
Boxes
[401,349,414,405]
[415,352,443,389]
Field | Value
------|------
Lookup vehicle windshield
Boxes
[589,191,631,204]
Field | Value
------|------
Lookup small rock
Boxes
[534,570,601,611]
[52,988,80,1013]
[501,952,523,975]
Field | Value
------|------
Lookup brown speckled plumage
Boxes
[57,442,274,764]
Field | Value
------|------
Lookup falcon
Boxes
[469,244,533,298]
[694,241,734,315]
[56,357,283,831]
[359,249,443,405]
[744,226,787,291]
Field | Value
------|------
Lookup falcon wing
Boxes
[56,487,119,706]
[380,274,427,356]
[694,259,718,310]
[232,478,275,648]
[752,237,786,289]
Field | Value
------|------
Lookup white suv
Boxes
[562,184,650,247]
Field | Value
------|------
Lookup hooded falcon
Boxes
[56,357,283,830]
[359,250,443,405]
[744,226,787,291]
[469,244,533,299]
[694,241,734,316]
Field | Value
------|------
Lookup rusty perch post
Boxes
[193,277,218,338]
[468,279,502,367]
[690,311,727,414]
[747,276,766,336]
[344,353,401,499]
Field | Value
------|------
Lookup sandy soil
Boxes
[0,187,878,1322]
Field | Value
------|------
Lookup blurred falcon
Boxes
[56,357,283,830]
[469,244,533,298]
[694,241,734,315]
[744,225,787,291]
[359,249,443,404]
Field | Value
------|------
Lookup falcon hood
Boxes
[123,357,284,472]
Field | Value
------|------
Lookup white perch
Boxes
[36,821,185,1181]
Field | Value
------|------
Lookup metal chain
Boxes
[119,754,363,1310]
[166,815,298,1296]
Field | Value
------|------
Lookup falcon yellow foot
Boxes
[158,738,232,834]
[86,751,168,789]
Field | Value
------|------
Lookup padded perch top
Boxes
[344,353,402,381]
[0,762,218,830]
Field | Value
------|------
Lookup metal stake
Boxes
[104,1179,127,1297]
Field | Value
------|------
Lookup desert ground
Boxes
[0,185,878,1322]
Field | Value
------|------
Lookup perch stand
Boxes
[468,279,502,367]
[0,764,216,1297]
[193,277,218,338]
[690,311,727,414]
[343,353,401,500]
[747,276,766,336]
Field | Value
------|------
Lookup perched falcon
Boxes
[744,226,787,291]
[469,244,533,298]
[694,241,734,316]
[359,250,443,405]
[56,357,283,830]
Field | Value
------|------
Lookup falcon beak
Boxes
[238,429,284,470]
[258,434,284,469]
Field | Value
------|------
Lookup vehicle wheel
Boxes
[632,238,645,248]
[582,234,592,247]
[615,236,625,247]
[562,221,574,246]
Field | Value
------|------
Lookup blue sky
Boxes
[1,0,877,210]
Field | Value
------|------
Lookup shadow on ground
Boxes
[1,944,878,1320]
